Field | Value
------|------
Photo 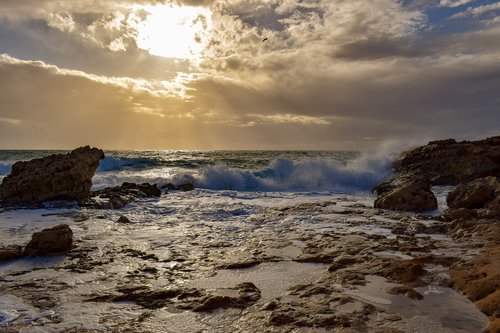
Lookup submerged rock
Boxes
[0,146,104,205]
[373,174,437,212]
[24,224,73,256]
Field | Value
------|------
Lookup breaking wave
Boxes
[178,154,394,192]
[97,156,160,172]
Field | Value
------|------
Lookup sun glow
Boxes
[136,5,212,61]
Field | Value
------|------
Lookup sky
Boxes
[0,0,499,150]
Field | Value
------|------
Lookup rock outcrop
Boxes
[395,136,500,185]
[0,146,104,205]
[373,136,500,211]
[24,224,73,256]
[447,176,499,210]
[84,182,162,209]
[373,175,437,211]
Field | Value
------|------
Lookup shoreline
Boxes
[0,190,492,332]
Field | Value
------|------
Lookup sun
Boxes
[135,5,212,61]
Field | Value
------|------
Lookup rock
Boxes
[395,136,500,185]
[117,215,131,223]
[0,146,104,205]
[91,182,161,209]
[0,245,23,261]
[161,183,176,191]
[449,242,500,333]
[121,182,161,197]
[374,175,437,212]
[109,195,130,209]
[175,183,194,191]
[442,208,476,221]
[447,177,499,209]
[24,224,73,256]
[89,282,261,312]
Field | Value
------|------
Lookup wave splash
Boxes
[178,154,394,192]
[0,162,12,176]
[97,156,160,172]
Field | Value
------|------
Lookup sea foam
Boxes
[191,154,394,192]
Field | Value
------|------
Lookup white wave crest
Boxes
[192,153,394,192]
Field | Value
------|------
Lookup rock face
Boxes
[373,136,500,211]
[374,175,437,211]
[24,224,73,256]
[447,177,499,209]
[0,146,104,205]
[395,137,500,185]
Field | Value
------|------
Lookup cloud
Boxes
[0,1,499,149]
[451,2,500,18]
[439,0,478,8]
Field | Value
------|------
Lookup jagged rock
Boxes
[0,146,104,205]
[95,182,161,199]
[395,136,500,185]
[24,224,73,256]
[0,245,23,261]
[91,182,161,209]
[447,177,499,209]
[374,174,437,212]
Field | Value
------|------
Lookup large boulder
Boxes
[24,224,73,256]
[447,177,499,209]
[0,146,104,205]
[374,174,437,212]
[395,137,500,185]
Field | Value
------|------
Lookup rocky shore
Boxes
[0,139,499,332]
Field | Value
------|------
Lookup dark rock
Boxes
[24,224,73,256]
[161,183,176,191]
[117,215,131,223]
[175,183,194,191]
[91,182,161,209]
[0,146,104,205]
[0,245,23,261]
[447,177,499,209]
[374,174,437,212]
[395,136,500,185]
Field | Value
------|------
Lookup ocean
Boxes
[0,149,394,193]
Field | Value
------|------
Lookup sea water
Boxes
[0,150,394,192]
